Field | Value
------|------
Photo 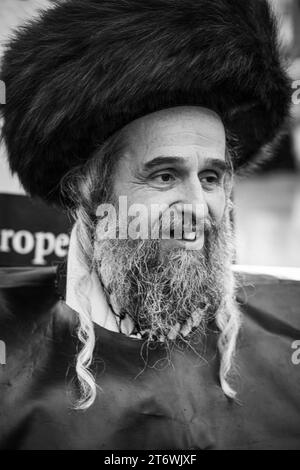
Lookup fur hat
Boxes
[0,0,291,207]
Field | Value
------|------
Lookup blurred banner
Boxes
[0,194,70,267]
[0,137,70,267]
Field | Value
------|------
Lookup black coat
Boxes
[0,267,300,450]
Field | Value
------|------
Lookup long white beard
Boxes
[93,208,236,345]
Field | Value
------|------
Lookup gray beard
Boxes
[93,209,234,343]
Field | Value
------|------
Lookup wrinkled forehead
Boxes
[122,106,226,158]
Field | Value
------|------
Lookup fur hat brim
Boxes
[0,0,291,206]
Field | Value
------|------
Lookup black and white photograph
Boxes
[0,0,300,452]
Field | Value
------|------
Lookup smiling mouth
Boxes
[161,227,204,250]
[169,227,198,242]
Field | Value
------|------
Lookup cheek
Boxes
[206,189,227,222]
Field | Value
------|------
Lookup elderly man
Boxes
[0,0,299,450]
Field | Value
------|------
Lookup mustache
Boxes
[153,211,217,239]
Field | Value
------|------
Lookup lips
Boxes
[162,225,204,251]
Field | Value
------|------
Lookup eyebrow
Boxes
[142,156,185,171]
[142,155,231,173]
[202,157,232,174]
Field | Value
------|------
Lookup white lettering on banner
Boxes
[54,234,70,258]
[32,232,56,265]
[12,230,35,255]
[0,229,14,252]
[0,229,70,265]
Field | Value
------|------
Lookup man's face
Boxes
[94,106,234,344]
[112,106,229,248]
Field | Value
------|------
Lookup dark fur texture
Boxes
[0,0,291,206]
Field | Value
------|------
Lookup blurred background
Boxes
[0,0,300,269]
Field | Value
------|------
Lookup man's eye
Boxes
[200,171,221,187]
[152,173,175,183]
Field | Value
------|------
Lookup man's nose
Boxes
[180,175,209,220]
[168,176,208,234]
